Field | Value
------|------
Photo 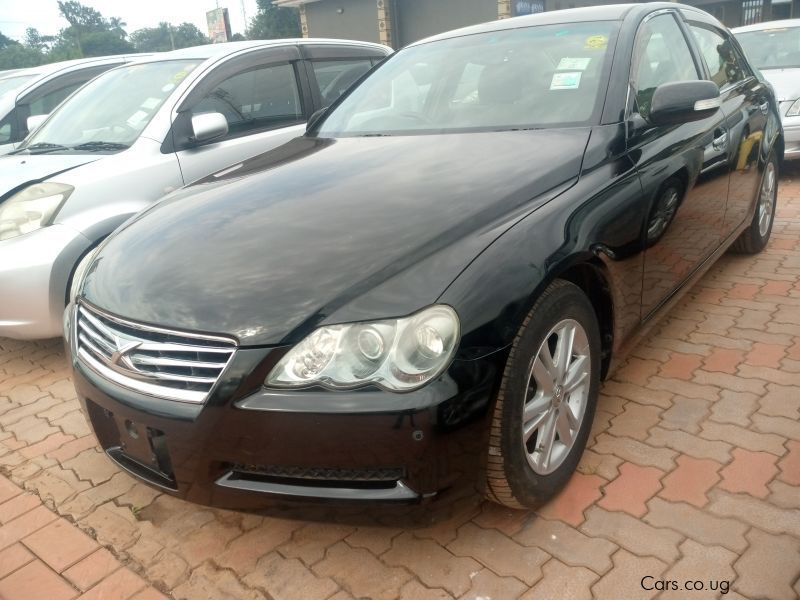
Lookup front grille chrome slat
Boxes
[75,304,237,404]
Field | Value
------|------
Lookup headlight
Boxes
[266,305,460,392]
[0,182,73,241]
[69,247,100,303]
[787,99,800,117]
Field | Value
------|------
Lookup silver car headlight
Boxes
[266,305,460,392]
[0,182,74,241]
[69,247,100,303]
[786,99,800,117]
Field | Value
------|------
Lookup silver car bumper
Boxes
[784,122,800,159]
[0,224,91,339]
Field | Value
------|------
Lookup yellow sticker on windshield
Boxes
[173,71,188,83]
[584,35,608,50]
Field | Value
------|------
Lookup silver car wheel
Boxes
[522,318,591,475]
[758,161,776,238]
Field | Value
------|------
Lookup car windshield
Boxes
[317,21,618,136]
[0,74,36,98]
[736,26,800,69]
[20,59,200,153]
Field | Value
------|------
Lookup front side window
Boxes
[735,25,800,70]
[691,25,749,88]
[311,59,373,106]
[192,63,302,137]
[317,21,619,136]
[633,14,699,119]
[20,60,199,153]
[27,81,83,116]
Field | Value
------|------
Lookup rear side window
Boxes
[311,59,373,106]
[690,25,750,89]
[633,13,699,119]
[193,63,303,136]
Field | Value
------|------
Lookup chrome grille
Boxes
[75,303,236,403]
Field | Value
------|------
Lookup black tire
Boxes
[730,153,778,254]
[485,279,601,509]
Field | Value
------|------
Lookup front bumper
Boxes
[0,224,90,339]
[67,328,505,508]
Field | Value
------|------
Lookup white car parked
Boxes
[734,19,800,159]
[0,39,391,339]
[0,55,145,155]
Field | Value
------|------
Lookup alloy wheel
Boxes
[758,161,776,238]
[522,318,591,475]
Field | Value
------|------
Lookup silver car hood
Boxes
[0,154,100,200]
[760,68,800,102]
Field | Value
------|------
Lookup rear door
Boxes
[170,46,311,184]
[687,21,769,235]
[626,10,731,318]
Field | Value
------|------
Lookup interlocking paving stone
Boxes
[0,168,798,599]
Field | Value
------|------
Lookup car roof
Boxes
[409,3,713,46]
[10,54,148,78]
[131,38,392,63]
[732,18,800,33]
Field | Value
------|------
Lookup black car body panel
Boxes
[70,2,784,507]
[83,130,589,347]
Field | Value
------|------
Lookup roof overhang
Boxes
[272,0,322,7]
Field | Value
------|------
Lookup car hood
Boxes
[83,130,590,346]
[0,154,101,200]
[760,68,800,102]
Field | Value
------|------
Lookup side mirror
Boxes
[649,80,721,126]
[306,107,328,133]
[26,113,49,133]
[190,112,228,143]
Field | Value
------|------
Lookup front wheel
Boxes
[730,153,778,254]
[485,279,601,509]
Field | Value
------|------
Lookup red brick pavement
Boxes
[0,164,798,599]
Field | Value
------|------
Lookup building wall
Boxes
[304,0,381,44]
[393,0,498,46]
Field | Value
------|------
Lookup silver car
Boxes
[0,39,391,339]
[734,19,800,159]
[0,55,145,155]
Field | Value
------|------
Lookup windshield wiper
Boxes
[22,142,69,154]
[70,141,130,152]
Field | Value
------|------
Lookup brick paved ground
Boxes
[0,163,798,600]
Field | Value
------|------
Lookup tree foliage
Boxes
[129,22,209,52]
[247,0,301,39]
[0,1,213,70]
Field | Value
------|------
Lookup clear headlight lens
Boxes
[69,247,100,303]
[0,182,73,241]
[786,99,800,117]
[266,305,460,392]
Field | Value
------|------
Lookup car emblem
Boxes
[109,337,142,370]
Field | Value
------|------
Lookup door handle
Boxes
[712,131,728,151]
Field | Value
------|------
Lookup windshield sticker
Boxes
[550,71,582,90]
[161,83,175,93]
[126,110,148,127]
[584,35,608,50]
[173,71,189,83]
[141,97,161,110]
[557,57,591,71]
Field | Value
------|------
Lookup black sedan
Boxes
[66,3,783,509]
